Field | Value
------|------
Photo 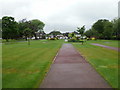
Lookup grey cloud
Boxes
[1,0,32,20]
[1,0,119,33]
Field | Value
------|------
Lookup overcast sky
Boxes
[0,0,119,33]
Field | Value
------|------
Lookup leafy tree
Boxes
[29,19,45,39]
[84,29,92,38]
[0,19,2,30]
[92,19,109,39]
[92,19,108,33]
[18,19,29,39]
[0,19,2,39]
[23,28,32,45]
[77,25,85,39]
[49,30,61,37]
[73,31,79,34]
[112,18,120,39]
[117,18,120,39]
[63,32,69,37]
[18,19,45,40]
[103,21,113,39]
[76,26,85,44]
[2,16,19,41]
[84,29,99,38]
[38,30,46,39]
[68,32,75,39]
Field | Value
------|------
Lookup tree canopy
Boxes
[49,30,61,37]
[29,19,45,39]
[85,18,119,40]
[77,25,85,39]
[1,16,120,41]
[2,16,45,41]
[2,16,19,41]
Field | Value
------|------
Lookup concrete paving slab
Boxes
[55,44,87,64]
[40,64,111,88]
[40,43,112,88]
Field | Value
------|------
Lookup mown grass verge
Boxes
[2,40,63,88]
[86,40,119,48]
[72,40,118,88]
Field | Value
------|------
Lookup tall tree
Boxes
[38,30,46,39]
[92,19,109,39]
[77,25,85,39]
[68,32,75,39]
[84,29,99,38]
[29,19,45,40]
[0,19,2,39]
[2,16,19,41]
[112,18,120,39]
[18,19,29,39]
[49,30,61,37]
[77,25,85,44]
[63,32,69,37]
[23,28,32,45]
[103,21,113,39]
[117,18,120,39]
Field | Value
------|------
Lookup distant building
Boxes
[75,34,81,37]
[35,31,46,39]
[56,35,65,39]
[46,34,66,39]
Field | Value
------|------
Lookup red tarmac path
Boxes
[40,43,111,88]
[91,43,120,52]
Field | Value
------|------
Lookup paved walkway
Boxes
[91,43,120,52]
[40,44,111,88]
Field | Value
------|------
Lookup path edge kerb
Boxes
[39,44,62,88]
[72,44,112,88]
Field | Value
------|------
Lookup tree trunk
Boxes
[39,33,40,39]
[25,37,27,41]
[28,39,30,45]
[6,39,9,42]
[81,36,83,45]
[34,33,38,40]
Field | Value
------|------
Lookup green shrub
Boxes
[68,39,76,42]
[68,39,86,43]
[48,38,59,40]
[49,38,55,40]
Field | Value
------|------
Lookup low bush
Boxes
[48,38,59,40]
[68,39,86,43]
[49,38,55,40]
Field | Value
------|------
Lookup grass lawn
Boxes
[72,41,118,88]
[2,40,63,88]
[87,40,119,48]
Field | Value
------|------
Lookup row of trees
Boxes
[1,16,45,41]
[1,16,119,41]
[48,18,120,41]
[48,30,61,37]
[84,18,120,40]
